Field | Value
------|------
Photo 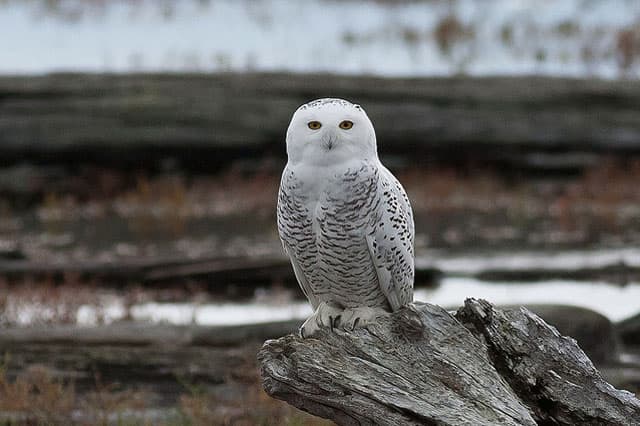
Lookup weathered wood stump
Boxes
[258,299,640,425]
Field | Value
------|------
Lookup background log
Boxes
[0,320,300,405]
[258,299,640,426]
[2,74,640,172]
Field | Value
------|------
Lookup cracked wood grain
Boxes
[259,299,640,426]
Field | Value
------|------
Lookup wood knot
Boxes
[392,304,426,342]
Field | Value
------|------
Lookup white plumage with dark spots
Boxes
[277,98,415,338]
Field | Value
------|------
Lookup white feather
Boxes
[277,98,415,312]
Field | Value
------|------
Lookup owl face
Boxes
[285,98,378,166]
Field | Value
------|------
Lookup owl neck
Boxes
[295,153,377,169]
[290,140,378,168]
[290,154,383,180]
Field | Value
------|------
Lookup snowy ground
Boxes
[422,278,640,322]
[6,278,639,328]
[418,247,640,275]
[123,279,640,324]
[2,0,640,78]
[4,246,640,327]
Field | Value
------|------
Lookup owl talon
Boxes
[332,315,342,330]
[352,317,360,330]
[299,301,344,338]
[340,306,388,332]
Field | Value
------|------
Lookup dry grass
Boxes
[617,21,640,73]
[0,355,332,426]
[0,276,235,326]
[2,159,640,257]
[434,15,474,55]
[178,385,332,426]
[0,359,75,424]
[35,167,280,237]
[31,160,640,224]
[401,159,640,218]
[0,359,153,425]
[0,275,92,326]
[4,159,640,279]
[176,352,333,426]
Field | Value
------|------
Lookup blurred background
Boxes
[1,0,640,424]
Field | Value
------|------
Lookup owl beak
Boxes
[322,130,338,151]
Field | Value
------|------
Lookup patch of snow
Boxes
[77,301,127,326]
[13,303,54,326]
[73,300,313,326]
[130,303,198,324]
[416,278,640,322]
[194,302,312,325]
[1,0,639,78]
[417,247,640,274]
[67,280,640,327]
[620,352,640,364]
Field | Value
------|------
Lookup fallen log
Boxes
[0,320,300,405]
[3,74,640,172]
[258,299,640,426]
[619,313,640,348]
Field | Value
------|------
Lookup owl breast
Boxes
[278,160,389,309]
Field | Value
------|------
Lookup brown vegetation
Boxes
[3,158,640,275]
[16,159,640,225]
[0,355,331,425]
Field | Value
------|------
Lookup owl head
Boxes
[285,98,378,166]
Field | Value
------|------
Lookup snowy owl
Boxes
[277,98,415,338]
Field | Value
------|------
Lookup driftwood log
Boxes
[2,74,640,172]
[0,320,301,405]
[259,299,640,425]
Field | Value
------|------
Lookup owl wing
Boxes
[366,165,415,311]
[277,167,320,310]
[282,243,319,309]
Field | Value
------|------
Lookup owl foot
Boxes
[299,301,343,339]
[339,306,388,331]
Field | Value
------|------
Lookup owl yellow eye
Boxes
[308,121,322,130]
[339,120,353,130]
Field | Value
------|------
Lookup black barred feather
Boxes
[277,161,414,311]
